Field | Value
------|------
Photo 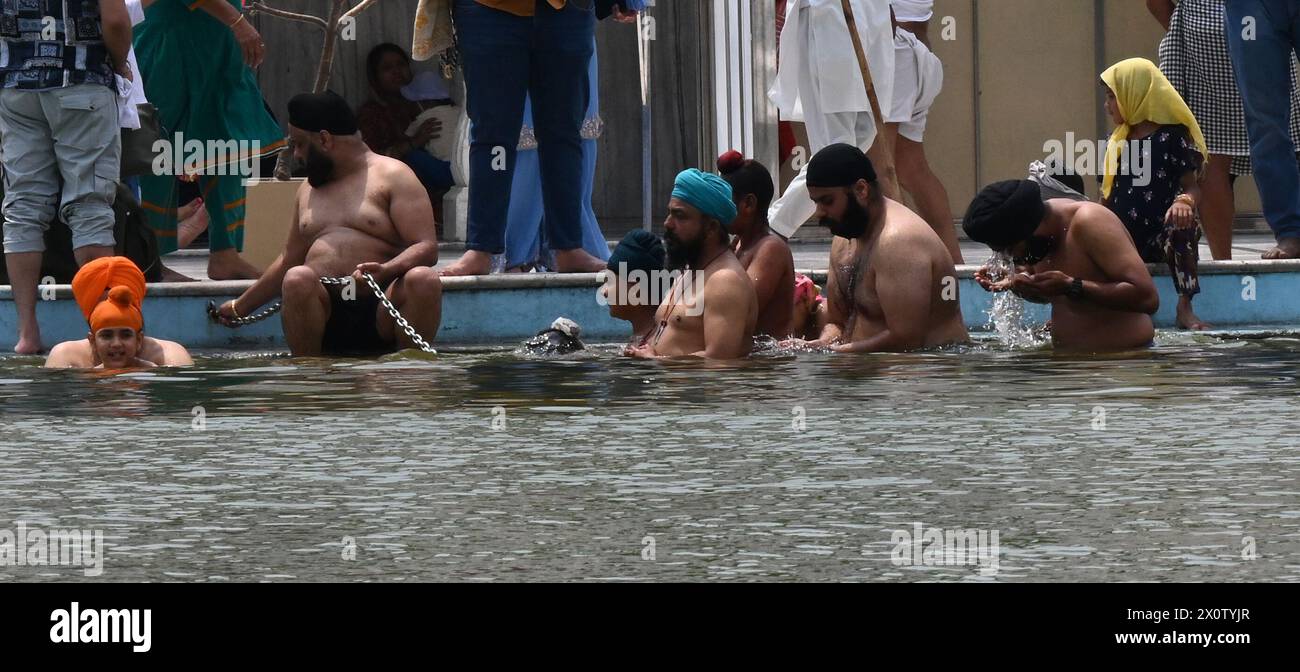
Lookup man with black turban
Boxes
[783,144,967,353]
[213,91,444,357]
[963,179,1159,351]
[623,168,758,359]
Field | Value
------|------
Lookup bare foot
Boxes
[158,263,198,282]
[439,250,493,276]
[1176,298,1211,331]
[176,198,203,221]
[14,329,43,355]
[207,249,262,281]
[177,200,209,249]
[1260,237,1300,259]
[552,248,607,273]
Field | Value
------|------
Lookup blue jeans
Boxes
[402,148,455,193]
[505,139,609,269]
[503,42,608,269]
[1226,0,1300,240]
[455,0,595,254]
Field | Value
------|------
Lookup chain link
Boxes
[209,273,437,354]
[207,299,282,327]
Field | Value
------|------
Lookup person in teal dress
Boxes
[134,0,286,280]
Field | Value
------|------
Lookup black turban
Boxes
[962,180,1047,249]
[806,143,877,188]
[607,230,665,274]
[288,91,358,136]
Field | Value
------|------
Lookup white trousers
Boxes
[768,5,880,238]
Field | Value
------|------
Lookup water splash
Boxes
[982,253,1050,350]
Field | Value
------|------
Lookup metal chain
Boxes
[359,273,438,354]
[208,299,282,327]
[209,273,437,354]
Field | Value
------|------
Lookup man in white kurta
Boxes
[768,0,895,238]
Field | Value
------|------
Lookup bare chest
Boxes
[834,252,883,320]
[298,185,397,243]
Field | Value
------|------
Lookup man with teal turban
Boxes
[623,168,758,360]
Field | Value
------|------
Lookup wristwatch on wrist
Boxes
[1066,277,1084,300]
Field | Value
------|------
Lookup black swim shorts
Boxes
[321,280,392,356]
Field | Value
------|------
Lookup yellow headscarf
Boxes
[1100,57,1208,199]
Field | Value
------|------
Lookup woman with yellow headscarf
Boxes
[1100,57,1210,330]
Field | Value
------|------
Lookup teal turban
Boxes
[672,168,738,232]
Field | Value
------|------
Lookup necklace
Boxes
[838,241,869,338]
[652,247,730,347]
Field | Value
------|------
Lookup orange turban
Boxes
[72,257,147,322]
[89,286,144,334]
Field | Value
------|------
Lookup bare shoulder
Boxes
[880,209,938,255]
[1072,201,1125,231]
[757,234,794,260]
[370,153,419,184]
[44,340,90,368]
[369,152,409,173]
[705,264,755,296]
[151,338,194,366]
[1070,202,1130,245]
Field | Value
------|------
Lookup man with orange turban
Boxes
[44,256,193,368]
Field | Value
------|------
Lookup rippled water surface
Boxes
[3,333,1299,582]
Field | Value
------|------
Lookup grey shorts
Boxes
[0,83,120,253]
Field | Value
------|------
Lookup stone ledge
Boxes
[6,259,1300,300]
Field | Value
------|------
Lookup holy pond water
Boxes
[2,334,1299,582]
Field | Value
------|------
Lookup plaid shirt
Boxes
[0,0,113,90]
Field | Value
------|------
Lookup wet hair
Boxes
[366,43,409,92]
[717,150,775,214]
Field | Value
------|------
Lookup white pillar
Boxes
[444,70,470,243]
[709,0,778,172]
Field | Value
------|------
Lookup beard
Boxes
[304,145,336,187]
[820,192,872,240]
[663,229,705,271]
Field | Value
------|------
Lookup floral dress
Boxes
[1104,124,1204,297]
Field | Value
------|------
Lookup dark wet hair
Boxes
[717,150,776,214]
[366,43,409,92]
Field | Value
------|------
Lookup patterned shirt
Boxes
[1104,124,1204,249]
[0,0,114,91]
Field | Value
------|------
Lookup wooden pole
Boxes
[639,11,652,232]
[838,0,900,199]
[255,0,385,179]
